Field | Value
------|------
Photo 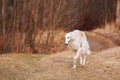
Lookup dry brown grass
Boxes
[86,31,116,51]
[0,47,120,80]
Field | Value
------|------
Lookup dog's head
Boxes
[65,32,72,45]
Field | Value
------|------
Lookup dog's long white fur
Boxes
[65,30,90,69]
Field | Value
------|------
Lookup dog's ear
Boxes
[81,32,83,37]
[80,42,82,47]
[70,32,75,41]
[81,32,86,40]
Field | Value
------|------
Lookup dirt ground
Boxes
[0,30,120,80]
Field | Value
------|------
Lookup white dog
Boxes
[65,30,90,69]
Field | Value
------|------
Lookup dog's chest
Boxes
[67,41,79,51]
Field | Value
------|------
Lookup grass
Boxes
[0,53,46,80]
[0,48,120,80]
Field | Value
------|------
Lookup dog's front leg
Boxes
[73,49,81,69]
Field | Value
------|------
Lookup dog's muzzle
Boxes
[64,43,68,46]
[65,40,70,46]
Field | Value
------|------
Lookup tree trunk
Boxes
[116,0,120,30]
[1,0,6,53]
[2,0,6,36]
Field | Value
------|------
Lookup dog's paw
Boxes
[72,65,76,69]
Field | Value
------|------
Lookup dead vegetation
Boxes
[0,0,120,54]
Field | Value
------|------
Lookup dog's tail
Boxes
[86,50,91,55]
